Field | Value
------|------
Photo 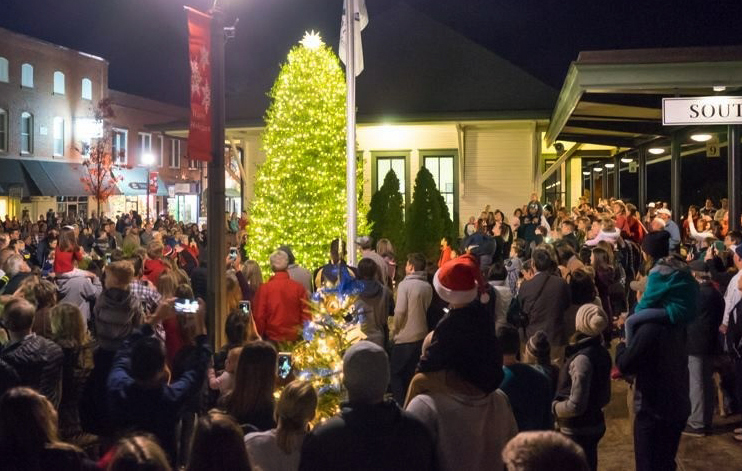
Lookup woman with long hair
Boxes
[186,412,251,471]
[50,304,95,448]
[107,435,171,471]
[241,261,263,302]
[54,226,84,275]
[221,341,277,433]
[590,247,615,321]
[244,380,317,471]
[0,387,92,471]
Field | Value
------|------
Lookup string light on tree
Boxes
[247,31,367,276]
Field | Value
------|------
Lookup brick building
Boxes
[0,26,201,223]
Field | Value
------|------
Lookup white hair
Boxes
[4,254,27,277]
[270,250,289,272]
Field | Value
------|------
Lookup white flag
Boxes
[339,0,368,76]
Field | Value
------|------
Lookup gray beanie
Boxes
[278,245,296,265]
[575,304,608,337]
[343,341,390,404]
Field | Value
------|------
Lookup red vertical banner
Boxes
[186,7,212,162]
[148,171,159,194]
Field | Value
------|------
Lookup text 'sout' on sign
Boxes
[663,96,742,125]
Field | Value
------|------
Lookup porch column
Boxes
[729,125,742,232]
[613,155,621,200]
[670,133,682,225]
[638,149,647,213]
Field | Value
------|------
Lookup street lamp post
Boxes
[142,152,156,224]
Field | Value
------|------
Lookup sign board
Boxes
[663,96,742,125]
[628,161,638,173]
[706,137,721,157]
[168,186,176,198]
[174,183,192,194]
[148,171,159,193]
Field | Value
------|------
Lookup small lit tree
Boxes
[367,170,405,257]
[78,99,122,218]
[406,167,454,260]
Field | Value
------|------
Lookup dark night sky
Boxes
[2,0,742,107]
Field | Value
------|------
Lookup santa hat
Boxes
[433,254,490,305]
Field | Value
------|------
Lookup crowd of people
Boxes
[0,195,740,471]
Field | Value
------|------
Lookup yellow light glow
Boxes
[301,30,323,50]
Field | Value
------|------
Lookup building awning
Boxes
[112,167,168,196]
[21,160,87,196]
[545,46,742,149]
[0,160,36,197]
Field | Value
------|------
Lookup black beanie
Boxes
[642,230,670,260]
[526,331,551,360]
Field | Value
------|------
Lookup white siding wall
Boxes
[233,121,539,227]
[238,131,265,211]
[358,124,459,203]
[460,123,536,225]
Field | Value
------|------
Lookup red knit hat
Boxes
[433,254,490,305]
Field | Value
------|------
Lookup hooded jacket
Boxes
[93,288,144,351]
[56,270,103,322]
[635,255,699,325]
[299,399,435,471]
[355,280,394,347]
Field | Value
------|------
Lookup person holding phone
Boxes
[107,296,211,465]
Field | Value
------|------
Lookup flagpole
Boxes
[345,0,357,266]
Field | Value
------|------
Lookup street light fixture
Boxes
[142,152,156,224]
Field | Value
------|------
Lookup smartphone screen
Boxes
[174,298,199,314]
[277,352,292,379]
[229,247,238,260]
[239,300,251,319]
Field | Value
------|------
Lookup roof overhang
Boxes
[545,46,742,148]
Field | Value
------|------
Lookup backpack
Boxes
[508,274,550,329]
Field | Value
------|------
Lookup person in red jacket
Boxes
[253,250,309,343]
[143,241,169,285]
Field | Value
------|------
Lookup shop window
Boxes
[112,128,128,164]
[0,108,6,152]
[21,63,33,88]
[139,132,152,165]
[81,78,92,100]
[53,71,65,95]
[373,153,409,208]
[170,139,181,168]
[53,117,64,156]
[423,153,457,220]
[0,57,8,83]
[21,112,33,154]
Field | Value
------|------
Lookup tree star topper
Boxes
[301,30,323,50]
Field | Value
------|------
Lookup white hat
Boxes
[656,208,672,217]
[647,202,656,208]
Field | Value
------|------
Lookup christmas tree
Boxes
[367,170,406,258]
[406,167,454,260]
[247,32,366,275]
[291,262,365,421]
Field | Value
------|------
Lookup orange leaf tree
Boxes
[78,99,123,219]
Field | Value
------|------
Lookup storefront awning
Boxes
[0,160,35,197]
[112,167,168,196]
[21,161,87,196]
